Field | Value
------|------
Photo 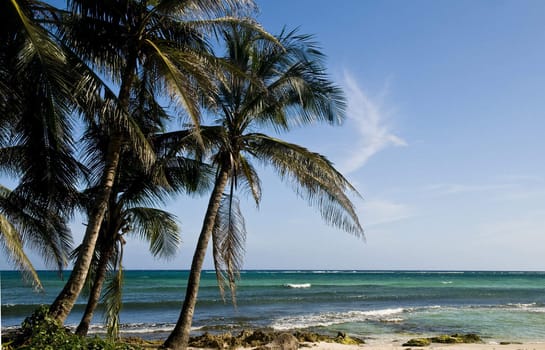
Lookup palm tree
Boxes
[75,205,181,338]
[162,26,363,350]
[0,0,84,284]
[48,0,259,324]
[74,90,213,337]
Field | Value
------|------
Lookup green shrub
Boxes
[12,306,140,350]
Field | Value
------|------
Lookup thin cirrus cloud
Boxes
[339,71,407,174]
[361,199,414,227]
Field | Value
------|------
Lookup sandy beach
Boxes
[306,343,545,350]
[186,342,545,350]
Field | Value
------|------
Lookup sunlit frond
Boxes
[102,265,123,340]
[247,134,363,237]
[212,194,246,304]
[145,39,204,138]
[0,213,42,291]
[127,207,181,259]
[237,155,261,206]
[0,185,73,274]
[154,0,257,21]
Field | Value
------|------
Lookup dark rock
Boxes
[334,331,365,345]
[430,335,458,343]
[268,333,299,350]
[188,332,230,349]
[403,338,431,347]
[430,333,482,344]
[457,333,482,343]
[294,331,330,343]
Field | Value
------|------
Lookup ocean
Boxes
[2,270,545,344]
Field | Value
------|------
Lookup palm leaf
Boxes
[0,212,42,291]
[212,193,246,304]
[237,154,261,206]
[102,265,123,340]
[247,134,364,237]
[126,207,181,259]
[0,185,73,273]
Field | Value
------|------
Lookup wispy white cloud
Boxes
[360,198,415,227]
[339,71,407,174]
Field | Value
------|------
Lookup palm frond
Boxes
[154,0,257,20]
[126,207,181,259]
[0,212,42,291]
[237,154,261,206]
[0,0,85,216]
[247,134,364,237]
[212,193,246,304]
[144,39,203,138]
[102,265,123,340]
[0,185,73,273]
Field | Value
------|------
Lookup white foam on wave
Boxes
[506,303,545,313]
[507,302,537,308]
[284,283,311,289]
[270,308,405,330]
[85,322,211,335]
[86,322,177,335]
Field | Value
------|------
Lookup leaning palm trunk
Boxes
[75,241,116,336]
[162,167,230,350]
[49,135,123,323]
[48,56,137,323]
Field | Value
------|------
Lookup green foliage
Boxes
[12,306,141,350]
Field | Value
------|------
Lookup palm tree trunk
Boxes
[75,240,116,336]
[48,136,123,323]
[48,57,137,324]
[162,167,230,350]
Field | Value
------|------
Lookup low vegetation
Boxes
[2,306,140,350]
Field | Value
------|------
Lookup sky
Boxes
[2,0,545,271]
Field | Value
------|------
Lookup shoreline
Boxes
[120,331,545,350]
[4,326,545,349]
[303,343,545,350]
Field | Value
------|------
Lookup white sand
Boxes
[188,342,545,350]
[308,342,545,350]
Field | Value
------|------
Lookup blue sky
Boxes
[3,0,545,271]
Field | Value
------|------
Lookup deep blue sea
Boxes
[2,270,545,343]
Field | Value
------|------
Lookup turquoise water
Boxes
[2,270,545,343]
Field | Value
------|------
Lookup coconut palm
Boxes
[48,0,260,324]
[162,26,363,350]
[74,91,213,336]
[74,203,181,339]
[0,0,86,283]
